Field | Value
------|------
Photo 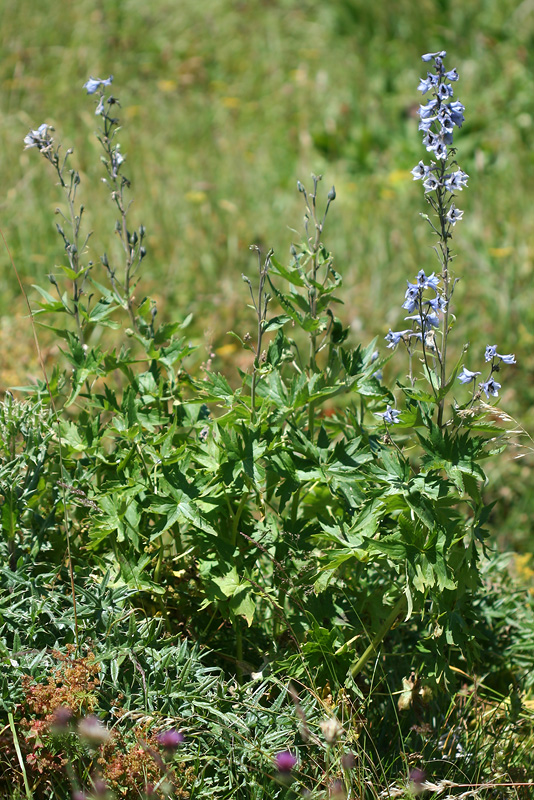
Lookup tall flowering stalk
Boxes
[385,51,467,428]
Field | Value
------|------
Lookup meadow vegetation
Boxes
[1,1,534,798]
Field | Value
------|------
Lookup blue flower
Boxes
[23,123,52,150]
[446,204,464,225]
[438,83,453,100]
[419,99,438,120]
[444,68,459,81]
[418,74,438,94]
[417,270,440,290]
[422,50,447,62]
[411,161,429,180]
[423,174,440,193]
[485,344,498,362]
[448,100,465,128]
[458,367,481,384]
[480,377,501,398]
[444,170,469,192]
[380,405,401,424]
[385,329,411,347]
[83,75,113,94]
[485,345,516,364]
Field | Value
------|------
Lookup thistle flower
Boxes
[275,750,297,773]
[157,728,185,750]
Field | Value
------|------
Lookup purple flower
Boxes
[83,75,113,94]
[480,377,501,398]
[77,715,110,745]
[458,367,481,384]
[498,353,516,364]
[157,728,184,750]
[409,768,427,785]
[380,405,401,425]
[275,751,297,773]
[341,751,356,770]
[445,68,459,81]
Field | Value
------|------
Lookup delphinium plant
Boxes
[2,48,529,800]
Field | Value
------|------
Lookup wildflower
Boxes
[341,751,356,770]
[479,377,501,398]
[485,344,498,361]
[445,169,469,192]
[83,75,113,94]
[486,345,516,364]
[416,269,440,290]
[448,99,465,128]
[417,74,437,95]
[157,728,184,750]
[409,768,427,796]
[77,715,110,745]
[274,750,297,773]
[446,204,464,225]
[421,50,447,62]
[380,405,401,425]
[320,717,343,743]
[423,173,440,193]
[411,161,429,180]
[458,367,481,384]
[23,123,52,150]
[385,329,411,348]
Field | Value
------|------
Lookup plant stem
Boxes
[349,594,407,679]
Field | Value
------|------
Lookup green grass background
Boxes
[1,0,533,550]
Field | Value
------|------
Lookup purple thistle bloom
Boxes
[157,728,185,750]
[275,751,297,773]
[480,377,501,398]
[458,367,481,384]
